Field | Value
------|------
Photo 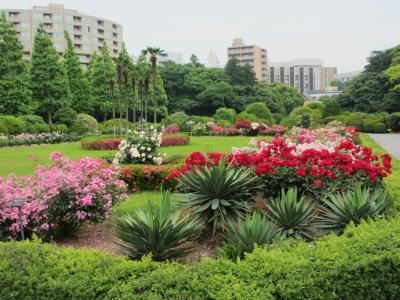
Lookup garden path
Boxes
[369,133,400,159]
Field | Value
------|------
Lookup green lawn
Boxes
[0,136,269,176]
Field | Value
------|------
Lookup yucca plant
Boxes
[219,212,280,259]
[317,183,392,233]
[113,191,204,261]
[178,159,258,235]
[262,187,317,239]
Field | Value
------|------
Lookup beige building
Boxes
[1,3,123,67]
[267,59,337,96]
[227,38,267,81]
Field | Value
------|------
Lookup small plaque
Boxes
[12,198,26,207]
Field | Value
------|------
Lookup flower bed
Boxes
[161,134,190,147]
[0,132,79,147]
[0,152,127,240]
[81,138,123,150]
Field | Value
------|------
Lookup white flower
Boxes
[112,158,119,165]
[147,147,151,152]
[151,137,156,141]
[140,146,145,150]
[130,147,140,158]
[141,153,146,157]
[153,157,163,165]
[142,158,146,162]
[251,122,259,130]
[148,154,152,159]
[150,126,154,130]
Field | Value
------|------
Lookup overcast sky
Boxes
[2,0,399,72]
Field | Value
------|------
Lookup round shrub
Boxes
[18,115,49,133]
[345,112,366,131]
[362,119,387,133]
[297,113,312,129]
[236,111,258,122]
[290,107,313,116]
[0,119,9,135]
[0,115,26,134]
[55,124,68,133]
[387,112,400,132]
[214,108,236,124]
[306,101,324,110]
[322,98,341,119]
[272,113,284,124]
[245,102,273,125]
[53,107,77,127]
[71,114,98,135]
[280,115,301,128]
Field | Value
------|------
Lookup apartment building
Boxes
[207,50,220,68]
[1,3,123,67]
[227,38,267,81]
[267,59,337,96]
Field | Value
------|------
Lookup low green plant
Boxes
[178,159,258,235]
[70,113,98,134]
[219,212,280,259]
[113,191,204,261]
[262,188,317,239]
[0,115,26,134]
[317,184,392,233]
[18,115,49,133]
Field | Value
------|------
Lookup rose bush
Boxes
[81,138,123,150]
[161,134,189,147]
[0,153,127,240]
[0,132,79,147]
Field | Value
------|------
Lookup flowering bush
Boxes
[0,153,127,240]
[113,128,163,165]
[81,138,123,150]
[259,124,288,136]
[161,134,189,147]
[162,124,180,134]
[0,132,79,147]
[234,119,251,130]
[211,125,224,135]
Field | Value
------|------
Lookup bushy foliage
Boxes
[297,112,312,128]
[161,133,189,147]
[235,111,258,122]
[387,112,400,132]
[71,113,98,134]
[363,119,387,133]
[53,107,77,127]
[0,152,127,239]
[113,191,204,261]
[280,114,301,128]
[81,137,122,150]
[245,102,274,125]
[321,97,341,119]
[0,115,26,134]
[18,115,49,133]
[0,132,78,147]
[213,107,236,124]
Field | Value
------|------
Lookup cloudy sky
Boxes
[2,0,399,72]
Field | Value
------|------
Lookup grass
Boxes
[0,136,268,177]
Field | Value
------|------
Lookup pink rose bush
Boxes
[0,152,127,240]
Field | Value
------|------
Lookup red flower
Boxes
[185,151,206,166]
[313,180,323,187]
[208,152,224,165]
[296,167,307,177]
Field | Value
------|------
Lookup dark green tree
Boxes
[196,81,237,115]
[322,97,341,119]
[63,31,93,114]
[30,24,71,124]
[188,54,204,68]
[87,44,115,120]
[116,43,132,120]
[0,13,32,115]
[224,57,256,85]
[330,80,345,91]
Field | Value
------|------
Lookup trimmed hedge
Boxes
[0,217,399,299]
[161,133,190,147]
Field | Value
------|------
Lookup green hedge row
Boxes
[0,216,399,299]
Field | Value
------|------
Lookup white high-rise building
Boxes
[207,50,220,68]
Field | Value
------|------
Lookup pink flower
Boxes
[41,223,50,230]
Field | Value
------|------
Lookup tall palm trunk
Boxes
[131,78,136,123]
[110,79,116,136]
[151,55,157,123]
[139,80,144,121]
[144,79,149,123]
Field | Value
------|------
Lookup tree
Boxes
[87,44,115,121]
[142,47,165,123]
[196,82,237,115]
[63,31,93,114]
[224,57,256,85]
[0,13,32,115]
[330,80,344,91]
[116,43,132,120]
[322,97,341,119]
[188,54,204,68]
[245,102,274,125]
[30,24,71,124]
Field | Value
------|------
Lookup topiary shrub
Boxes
[235,111,258,122]
[306,101,324,110]
[272,113,283,124]
[386,112,400,132]
[363,119,387,133]
[298,113,312,129]
[0,115,26,134]
[0,119,9,135]
[213,107,236,124]
[290,106,313,116]
[53,107,78,127]
[70,113,98,135]
[18,115,50,133]
[345,112,367,131]
[245,102,274,125]
[280,115,301,128]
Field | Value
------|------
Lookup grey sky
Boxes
[2,0,399,72]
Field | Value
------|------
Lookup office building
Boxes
[158,51,184,65]
[267,59,337,96]
[1,3,123,67]
[207,50,220,68]
[227,38,267,81]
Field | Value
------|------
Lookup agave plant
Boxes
[262,187,317,239]
[113,191,204,261]
[178,159,258,235]
[219,212,280,259]
[317,183,392,233]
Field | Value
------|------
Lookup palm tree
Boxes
[129,64,138,123]
[136,54,152,127]
[142,47,165,123]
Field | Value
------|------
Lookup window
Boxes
[9,12,20,18]
[98,29,104,34]
[47,32,54,38]
[74,44,82,49]
[113,49,118,55]
[73,16,82,22]
[98,38,104,43]
[113,41,118,46]
[23,51,30,56]
[73,25,82,31]
[12,22,20,28]
[112,32,118,38]
[53,14,62,21]
[74,35,82,40]
[112,23,118,29]
[98,20,104,26]
[54,42,63,49]
[44,23,52,30]
[43,13,52,20]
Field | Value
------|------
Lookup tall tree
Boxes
[188,54,204,68]
[30,24,70,124]
[63,31,93,114]
[142,47,165,123]
[87,44,115,121]
[116,43,132,121]
[0,13,32,115]
[224,57,256,85]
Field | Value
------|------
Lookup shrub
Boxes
[272,112,283,124]
[81,138,122,150]
[387,112,400,132]
[161,134,189,147]
[219,213,280,259]
[113,191,204,261]
[18,115,49,133]
[321,98,341,119]
[234,119,251,130]
[290,106,313,116]
[363,119,387,133]
[280,114,301,128]
[55,124,68,133]
[162,124,180,134]
[0,119,9,135]
[0,115,26,134]
[214,107,236,124]
[318,184,392,233]
[53,107,77,127]
[0,153,127,240]
[345,112,366,131]
[235,111,258,122]
[260,188,317,239]
[70,113,98,134]
[99,119,135,134]
[306,101,324,110]
[0,132,79,148]
[178,157,258,235]
[297,113,312,128]
[245,102,273,125]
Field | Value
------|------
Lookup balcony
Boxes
[73,25,82,32]
[8,12,20,18]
